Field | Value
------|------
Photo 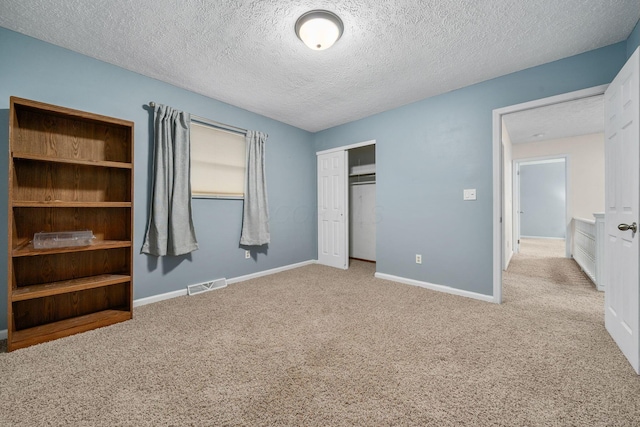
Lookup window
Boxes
[190,121,246,198]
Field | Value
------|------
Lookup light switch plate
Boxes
[463,189,476,201]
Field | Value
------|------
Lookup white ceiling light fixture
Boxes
[295,10,344,51]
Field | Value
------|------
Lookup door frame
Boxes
[513,156,570,257]
[492,84,608,303]
[316,139,376,268]
[513,161,521,254]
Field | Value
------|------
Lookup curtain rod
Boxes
[149,102,247,135]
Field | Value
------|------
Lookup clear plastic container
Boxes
[33,230,95,249]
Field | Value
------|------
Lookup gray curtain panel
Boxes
[141,104,199,256]
[240,131,270,245]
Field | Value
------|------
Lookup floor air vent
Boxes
[187,278,227,296]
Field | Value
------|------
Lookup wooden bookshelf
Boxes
[7,97,134,351]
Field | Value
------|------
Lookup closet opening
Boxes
[348,145,376,264]
[316,140,376,270]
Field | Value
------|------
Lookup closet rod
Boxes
[149,102,247,135]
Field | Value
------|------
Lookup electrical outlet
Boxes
[416,254,422,264]
[245,250,251,259]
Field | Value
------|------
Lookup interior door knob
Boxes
[618,222,638,233]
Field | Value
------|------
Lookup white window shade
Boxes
[190,122,246,198]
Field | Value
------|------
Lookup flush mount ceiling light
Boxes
[295,10,343,51]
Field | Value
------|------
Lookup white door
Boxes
[317,151,348,269]
[604,47,640,374]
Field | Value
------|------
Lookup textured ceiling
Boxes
[503,95,604,144]
[0,1,638,132]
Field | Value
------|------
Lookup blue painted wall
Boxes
[0,28,316,331]
[628,19,640,58]
[314,42,627,296]
[519,162,566,239]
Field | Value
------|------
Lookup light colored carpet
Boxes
[1,244,639,426]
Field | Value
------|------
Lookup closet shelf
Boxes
[349,164,375,176]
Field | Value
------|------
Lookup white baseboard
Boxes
[374,272,494,303]
[0,329,7,340]
[226,260,316,285]
[133,288,188,307]
[133,259,316,308]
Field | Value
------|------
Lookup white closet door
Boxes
[317,151,348,269]
[350,183,376,261]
